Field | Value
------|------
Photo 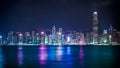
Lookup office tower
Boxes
[75,32,80,44]
[0,35,2,44]
[7,31,14,45]
[24,32,31,44]
[86,32,94,44]
[48,35,52,45]
[31,31,35,44]
[18,33,24,44]
[13,33,18,44]
[57,28,62,45]
[45,34,48,45]
[93,12,99,44]
[40,31,45,45]
[36,33,40,44]
[116,32,120,44]
[58,28,62,34]
[112,29,118,45]
[51,26,57,45]
[100,29,109,44]
[108,24,113,44]
[61,35,64,45]
[79,32,85,45]
[66,34,71,45]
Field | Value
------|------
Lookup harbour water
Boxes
[0,45,120,68]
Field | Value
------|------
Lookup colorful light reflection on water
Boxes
[0,47,4,68]
[56,45,63,61]
[66,46,71,55]
[17,46,23,65]
[79,46,84,67]
[38,45,48,65]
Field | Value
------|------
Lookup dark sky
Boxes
[0,0,120,33]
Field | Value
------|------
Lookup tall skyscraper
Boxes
[51,25,57,45]
[93,12,99,44]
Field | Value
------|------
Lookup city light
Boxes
[0,12,120,45]
[0,36,2,39]
[41,32,44,35]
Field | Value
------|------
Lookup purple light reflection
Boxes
[79,46,84,67]
[56,45,63,61]
[38,46,48,65]
[17,46,23,65]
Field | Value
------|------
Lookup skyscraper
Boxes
[93,12,99,44]
[51,26,57,45]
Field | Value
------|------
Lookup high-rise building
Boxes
[51,26,57,45]
[31,31,35,44]
[7,31,14,45]
[24,32,31,44]
[93,12,99,44]
[0,35,2,44]
[108,24,113,44]
[40,31,45,45]
[36,33,40,44]
[18,33,24,44]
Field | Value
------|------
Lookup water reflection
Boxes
[38,45,48,65]
[48,46,56,61]
[79,46,84,67]
[66,46,71,55]
[56,45,63,61]
[0,47,4,68]
[17,46,23,65]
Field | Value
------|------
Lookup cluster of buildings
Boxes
[0,12,120,45]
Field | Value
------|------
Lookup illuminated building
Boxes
[66,34,71,45]
[18,33,24,44]
[100,29,109,45]
[45,34,48,45]
[111,29,118,45]
[31,31,36,44]
[57,28,63,45]
[108,24,113,44]
[13,33,18,44]
[36,33,40,44]
[40,31,45,45]
[48,35,52,45]
[0,35,2,44]
[0,11,119,45]
[51,25,57,45]
[24,32,31,44]
[86,32,93,44]
[79,32,85,45]
[7,31,14,45]
[116,32,120,44]
[61,35,65,45]
[93,12,99,44]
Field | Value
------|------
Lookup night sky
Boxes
[0,0,120,33]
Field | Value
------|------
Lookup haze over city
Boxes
[0,0,120,33]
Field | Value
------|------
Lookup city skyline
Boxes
[0,11,120,45]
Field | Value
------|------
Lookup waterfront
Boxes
[0,45,120,68]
